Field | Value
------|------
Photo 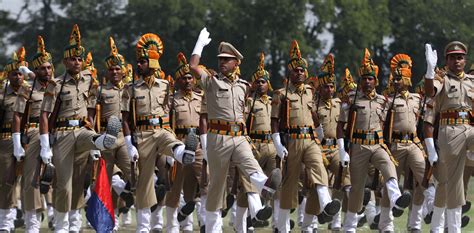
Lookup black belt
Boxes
[392,132,417,141]
[249,133,273,141]
[56,119,85,128]
[289,127,312,134]
[352,131,381,141]
[175,127,200,135]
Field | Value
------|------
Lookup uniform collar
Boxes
[106,81,124,90]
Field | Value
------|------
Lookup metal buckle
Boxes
[300,127,310,134]
[325,138,334,146]
[403,134,410,140]
[264,134,272,141]
[230,124,241,132]
[459,112,468,119]
[68,120,79,127]
[149,118,161,126]
[365,132,375,140]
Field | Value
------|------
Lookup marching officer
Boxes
[386,54,427,232]
[39,24,121,232]
[271,41,341,232]
[0,47,30,232]
[306,53,351,231]
[164,52,206,233]
[12,36,52,232]
[121,33,187,232]
[338,49,411,232]
[189,28,281,232]
[424,41,474,232]
[87,37,134,226]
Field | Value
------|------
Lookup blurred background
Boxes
[0,0,473,89]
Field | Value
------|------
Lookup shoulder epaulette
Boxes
[237,78,250,86]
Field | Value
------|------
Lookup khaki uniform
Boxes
[388,92,426,206]
[432,71,474,208]
[306,97,351,215]
[0,84,22,209]
[237,95,277,207]
[338,92,398,213]
[88,81,130,207]
[196,71,263,212]
[271,84,327,211]
[15,80,47,211]
[165,90,205,208]
[121,75,182,209]
[41,71,102,212]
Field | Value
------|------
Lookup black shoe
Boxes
[252,219,269,228]
[151,228,163,233]
[48,217,55,230]
[463,201,471,214]
[370,213,380,229]
[177,201,196,222]
[357,215,367,227]
[262,169,282,199]
[14,218,24,228]
[102,115,121,149]
[392,192,411,217]
[290,219,295,230]
[317,200,341,224]
[255,206,273,221]
[150,204,158,213]
[462,215,470,228]
[120,182,135,208]
[357,206,366,215]
[226,194,235,211]
[155,184,167,202]
[200,225,205,233]
[221,208,228,218]
[424,211,433,224]
[290,208,296,213]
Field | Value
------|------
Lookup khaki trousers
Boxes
[206,133,263,211]
[280,139,327,210]
[52,128,98,212]
[391,142,426,205]
[135,128,181,209]
[0,138,17,209]
[21,129,43,211]
[347,144,397,213]
[437,124,474,208]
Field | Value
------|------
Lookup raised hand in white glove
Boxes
[18,66,35,79]
[200,134,208,161]
[424,137,438,165]
[12,132,25,162]
[125,135,139,162]
[425,44,438,80]
[315,124,324,141]
[337,138,350,167]
[192,27,212,56]
[39,134,53,164]
[271,133,288,158]
[90,150,101,160]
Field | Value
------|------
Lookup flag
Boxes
[86,158,115,232]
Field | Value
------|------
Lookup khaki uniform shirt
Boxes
[197,72,249,123]
[247,95,272,132]
[173,90,203,128]
[41,70,94,118]
[1,84,25,125]
[15,81,47,117]
[315,97,341,138]
[271,84,315,127]
[121,76,171,117]
[89,82,125,120]
[389,92,421,134]
[433,71,474,112]
[338,92,386,131]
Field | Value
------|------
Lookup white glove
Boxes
[315,124,324,141]
[90,150,101,161]
[271,133,288,158]
[39,134,53,164]
[12,132,25,162]
[192,27,212,56]
[166,156,175,167]
[467,151,474,161]
[124,135,139,162]
[424,137,438,165]
[337,138,350,167]
[200,134,208,161]
[424,44,438,80]
[19,66,35,79]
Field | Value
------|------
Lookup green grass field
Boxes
[20,179,474,232]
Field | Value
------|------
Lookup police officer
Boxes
[387,54,427,231]
[12,36,52,232]
[121,33,187,232]
[424,41,474,232]
[189,28,281,232]
[338,49,411,232]
[39,25,121,232]
[163,52,206,233]
[271,41,341,232]
[0,47,30,232]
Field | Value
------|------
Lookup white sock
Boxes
[247,192,264,219]
[316,185,332,212]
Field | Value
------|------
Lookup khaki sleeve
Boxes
[270,91,281,118]
[200,93,207,114]
[423,98,437,125]
[14,86,29,114]
[41,82,58,113]
[121,85,130,112]
[338,102,350,123]
[196,69,211,90]
[87,85,99,109]
[433,78,444,97]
